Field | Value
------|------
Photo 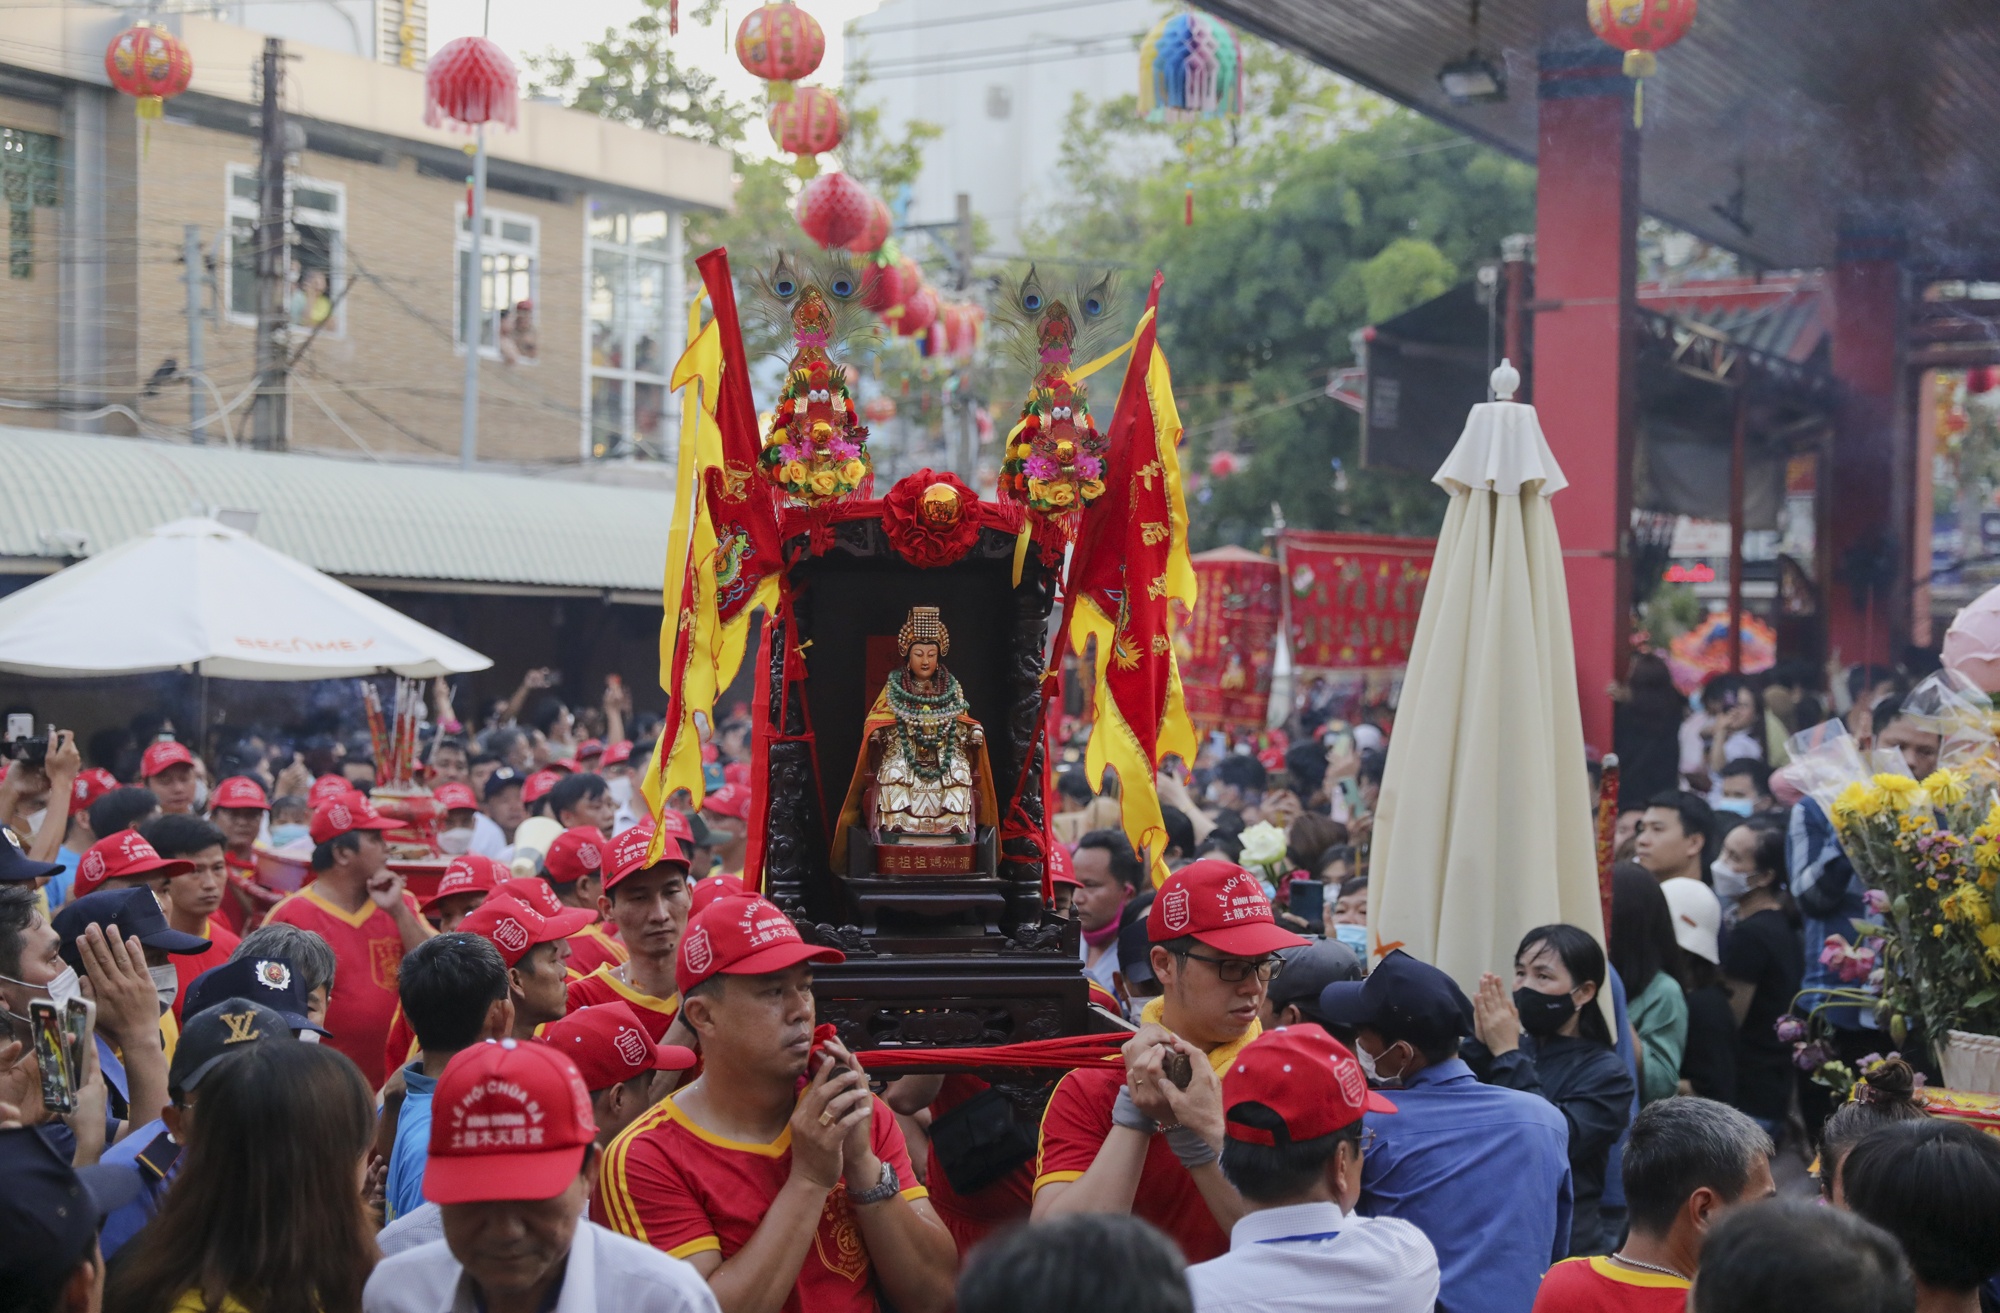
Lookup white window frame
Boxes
[454,203,540,361]
[584,198,680,460]
[223,164,346,338]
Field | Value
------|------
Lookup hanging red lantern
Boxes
[1208,450,1242,479]
[849,196,893,256]
[864,395,898,423]
[861,255,909,313]
[768,85,845,159]
[795,170,871,250]
[736,2,824,103]
[104,24,193,121]
[424,36,520,129]
[1969,366,1998,395]
[895,285,939,337]
[1586,0,1696,126]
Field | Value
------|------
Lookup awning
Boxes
[0,426,672,601]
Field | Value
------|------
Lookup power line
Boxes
[848,0,1138,37]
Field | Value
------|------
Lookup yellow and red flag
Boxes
[1063,272,1197,885]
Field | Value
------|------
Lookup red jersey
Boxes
[566,923,629,977]
[170,918,240,1021]
[923,1075,1032,1252]
[596,1091,926,1313]
[381,1003,420,1083]
[267,886,421,1087]
[565,965,679,1040]
[1532,1257,1691,1313]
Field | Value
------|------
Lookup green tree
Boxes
[525,0,749,148]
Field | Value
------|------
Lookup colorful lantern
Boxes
[736,2,824,103]
[864,395,898,423]
[894,285,939,338]
[1587,0,1697,126]
[424,36,520,130]
[939,302,984,358]
[1138,12,1242,124]
[849,196,893,256]
[795,170,871,250]
[767,85,845,162]
[861,254,911,313]
[104,24,193,121]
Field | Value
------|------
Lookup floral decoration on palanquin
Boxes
[880,469,982,569]
[756,257,872,507]
[996,268,1116,533]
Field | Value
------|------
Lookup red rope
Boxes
[849,1031,1127,1072]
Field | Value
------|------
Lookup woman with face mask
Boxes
[1717,821,1802,1138]
[1468,925,1635,1257]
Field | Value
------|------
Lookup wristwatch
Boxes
[848,1157,901,1206]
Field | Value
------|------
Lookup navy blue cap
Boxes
[0,1126,142,1296]
[184,956,328,1037]
[1318,949,1475,1040]
[482,767,523,801]
[1269,938,1363,1015]
[169,997,296,1096]
[0,826,63,883]
[52,888,210,973]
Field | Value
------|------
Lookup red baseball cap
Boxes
[1047,843,1080,889]
[600,740,634,767]
[422,854,504,912]
[307,795,403,846]
[700,782,750,821]
[309,775,355,806]
[1222,1024,1396,1146]
[140,741,195,779]
[425,1038,597,1204]
[676,894,842,994]
[458,894,594,966]
[210,776,270,812]
[575,739,605,763]
[497,876,567,919]
[70,768,119,809]
[604,817,691,889]
[689,873,747,915]
[74,831,194,896]
[544,827,608,886]
[539,1002,696,1092]
[523,770,561,806]
[1146,858,1307,956]
[723,762,750,787]
[434,781,479,813]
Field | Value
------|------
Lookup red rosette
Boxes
[881,469,981,569]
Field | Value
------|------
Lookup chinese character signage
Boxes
[1181,547,1282,733]
[1281,531,1433,673]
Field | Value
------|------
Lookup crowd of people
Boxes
[2,652,1999,1313]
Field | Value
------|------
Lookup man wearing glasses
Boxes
[1032,859,1306,1262]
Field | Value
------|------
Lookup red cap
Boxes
[539,1002,696,1092]
[1146,858,1307,956]
[544,826,608,886]
[523,770,561,806]
[575,739,605,763]
[600,740,634,767]
[433,781,479,812]
[689,873,747,914]
[422,854,504,911]
[307,795,402,846]
[1223,1024,1396,1146]
[701,782,750,821]
[309,775,355,806]
[605,818,690,889]
[701,744,719,765]
[74,830,194,895]
[1256,747,1285,771]
[140,741,195,778]
[425,1038,596,1204]
[497,876,567,919]
[1047,843,1080,889]
[723,762,750,788]
[210,776,270,812]
[676,894,842,994]
[459,894,595,966]
[70,768,119,809]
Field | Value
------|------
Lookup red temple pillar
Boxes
[1534,45,1637,752]
[1826,229,1908,670]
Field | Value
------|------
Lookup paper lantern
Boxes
[1208,450,1242,479]
[850,196,893,256]
[424,36,520,130]
[1587,0,1697,125]
[768,85,845,158]
[795,170,871,250]
[736,2,824,103]
[861,256,909,312]
[940,302,984,358]
[1138,12,1241,124]
[864,395,898,423]
[104,25,193,120]
[895,285,939,337]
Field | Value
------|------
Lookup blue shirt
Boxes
[385,1061,438,1221]
[1358,1057,1573,1313]
[98,1117,177,1258]
[45,845,79,909]
[1790,798,1879,1031]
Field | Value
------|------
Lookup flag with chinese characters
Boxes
[641,249,783,863]
[1063,272,1197,885]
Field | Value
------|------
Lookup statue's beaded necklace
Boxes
[884,667,969,784]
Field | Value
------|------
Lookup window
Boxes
[455,205,539,361]
[585,197,680,460]
[224,165,345,335]
[2,127,60,280]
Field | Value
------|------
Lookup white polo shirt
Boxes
[363,1218,719,1313]
[1186,1200,1439,1313]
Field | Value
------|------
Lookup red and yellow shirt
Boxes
[565,922,629,977]
[565,965,679,1040]
[266,886,422,1087]
[596,1091,926,1313]
[170,918,240,1021]
[1531,1256,1690,1313]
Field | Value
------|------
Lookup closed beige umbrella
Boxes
[1367,362,1603,996]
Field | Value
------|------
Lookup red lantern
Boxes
[104,25,193,120]
[795,170,871,250]
[940,302,984,357]
[1208,450,1241,479]
[768,85,845,158]
[736,2,825,103]
[1969,366,1998,396]
[424,36,519,130]
[895,285,939,338]
[861,256,909,313]
[1586,0,1696,125]
[849,196,892,256]
[864,395,898,423]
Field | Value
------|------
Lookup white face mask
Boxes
[149,963,179,1012]
[23,808,46,837]
[608,777,634,807]
[1711,858,1751,902]
[438,827,475,856]
[1356,1040,1403,1089]
[46,964,81,1008]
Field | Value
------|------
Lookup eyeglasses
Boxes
[1352,1127,1377,1155]
[1175,949,1286,983]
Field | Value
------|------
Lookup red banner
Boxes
[1281,530,1434,672]
[1181,547,1282,732]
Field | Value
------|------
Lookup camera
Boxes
[4,714,46,769]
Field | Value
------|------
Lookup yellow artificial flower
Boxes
[839,459,865,484]
[1924,768,1970,807]
[1080,479,1106,501]
[781,460,809,486]
[1875,773,1927,811]
[1047,483,1077,507]
[807,468,839,496]
[1936,923,1948,938]
[1928,877,1941,891]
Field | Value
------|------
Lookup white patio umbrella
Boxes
[0,517,491,679]
[1367,362,1603,1000]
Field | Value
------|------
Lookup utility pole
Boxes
[953,191,973,292]
[250,37,289,450]
[460,126,486,469]
[182,224,206,442]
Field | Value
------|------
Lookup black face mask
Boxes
[1514,986,1577,1037]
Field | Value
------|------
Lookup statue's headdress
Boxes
[897,606,950,658]
[751,252,881,507]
